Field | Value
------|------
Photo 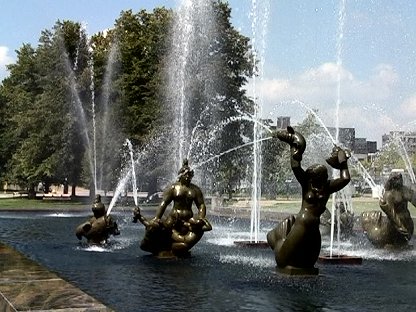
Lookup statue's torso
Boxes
[303,183,330,218]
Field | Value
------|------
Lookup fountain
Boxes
[1,197,416,311]
[233,0,271,249]
[66,25,122,199]
[3,0,416,310]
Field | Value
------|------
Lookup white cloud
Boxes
[250,62,399,107]
[0,46,14,80]
[246,62,402,143]
[400,94,416,119]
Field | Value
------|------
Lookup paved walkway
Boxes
[0,242,113,311]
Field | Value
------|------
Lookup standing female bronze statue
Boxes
[133,159,212,257]
[361,172,415,249]
[267,127,351,274]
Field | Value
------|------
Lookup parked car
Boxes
[145,192,163,204]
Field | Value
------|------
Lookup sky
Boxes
[1,0,416,146]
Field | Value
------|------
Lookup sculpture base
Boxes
[155,250,191,259]
[318,254,363,265]
[233,240,269,248]
[277,265,319,276]
[383,244,413,251]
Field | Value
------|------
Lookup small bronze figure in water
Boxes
[75,194,120,245]
[320,201,355,239]
[133,159,212,257]
[361,172,415,249]
[267,126,351,274]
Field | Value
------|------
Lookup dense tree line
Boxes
[0,1,280,198]
[2,1,404,200]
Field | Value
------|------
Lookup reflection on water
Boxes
[0,211,415,311]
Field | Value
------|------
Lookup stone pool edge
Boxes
[0,242,114,312]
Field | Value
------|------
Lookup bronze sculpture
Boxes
[320,201,355,238]
[133,159,212,258]
[75,194,120,245]
[267,127,351,274]
[361,172,415,249]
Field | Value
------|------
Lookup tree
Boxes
[112,8,172,145]
[260,122,289,199]
[1,2,256,199]
[1,21,92,197]
[1,44,42,195]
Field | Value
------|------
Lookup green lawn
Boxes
[0,198,88,210]
[225,196,416,217]
[1,196,416,217]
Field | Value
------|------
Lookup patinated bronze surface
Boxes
[361,172,415,249]
[75,194,120,245]
[267,127,351,274]
[320,201,354,238]
[133,159,212,258]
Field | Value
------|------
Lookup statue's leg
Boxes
[361,210,381,231]
[361,211,396,247]
[140,226,172,255]
[267,215,296,252]
[75,222,91,240]
[380,202,413,240]
[170,228,198,256]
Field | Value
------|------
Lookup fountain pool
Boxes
[0,209,416,311]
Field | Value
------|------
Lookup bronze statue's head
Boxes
[385,172,403,190]
[306,164,328,186]
[178,159,194,184]
[92,194,106,217]
[94,194,101,203]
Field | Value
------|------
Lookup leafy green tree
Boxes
[203,1,254,196]
[0,85,12,184]
[112,8,172,145]
[1,2,256,199]
[1,44,42,196]
[260,123,289,199]
[1,21,92,197]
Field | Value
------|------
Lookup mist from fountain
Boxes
[187,114,273,168]
[194,136,272,169]
[329,0,347,257]
[107,168,131,216]
[62,26,121,198]
[64,56,95,190]
[98,43,120,189]
[248,0,270,243]
[165,0,216,174]
[126,139,138,206]
[361,104,416,185]
[87,43,98,194]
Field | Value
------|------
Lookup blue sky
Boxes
[1,0,416,145]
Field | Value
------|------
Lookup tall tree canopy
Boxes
[0,1,256,198]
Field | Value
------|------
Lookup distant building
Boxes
[367,141,377,153]
[382,131,416,154]
[326,127,355,151]
[355,138,367,154]
[276,116,290,129]
[272,117,378,160]
[353,138,377,161]
[260,118,275,132]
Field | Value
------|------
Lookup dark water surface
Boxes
[0,210,415,312]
